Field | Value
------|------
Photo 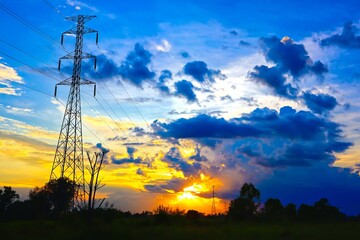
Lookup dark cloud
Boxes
[123,142,144,146]
[206,94,216,101]
[220,95,234,102]
[189,145,208,162]
[209,110,228,117]
[111,146,143,165]
[260,36,327,77]
[152,114,262,139]
[238,107,352,167]
[122,97,161,103]
[131,127,147,137]
[321,22,360,49]
[86,54,119,80]
[153,106,352,168]
[303,91,338,114]
[156,70,172,95]
[239,40,251,46]
[95,143,110,154]
[180,51,190,58]
[343,103,351,111]
[183,61,226,83]
[162,147,202,177]
[107,136,127,141]
[136,168,146,176]
[168,109,182,115]
[144,184,167,193]
[230,30,238,36]
[239,97,258,107]
[197,138,223,149]
[159,70,172,83]
[160,178,188,192]
[118,43,156,87]
[77,43,156,88]
[174,79,197,102]
[248,65,298,99]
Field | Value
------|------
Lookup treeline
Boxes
[227,183,348,222]
[0,178,76,220]
[0,181,358,223]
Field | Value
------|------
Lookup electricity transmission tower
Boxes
[50,15,98,204]
[211,185,216,215]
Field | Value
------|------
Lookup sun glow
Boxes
[177,182,208,201]
[177,191,196,200]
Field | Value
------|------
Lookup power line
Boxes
[0,48,128,145]
[55,98,110,150]
[96,45,153,130]
[0,3,67,52]
[100,82,137,128]
[42,0,66,18]
[0,50,60,82]
[95,46,166,155]
[0,38,71,81]
[82,96,122,140]
[6,80,110,149]
[10,80,54,98]
[96,90,131,138]
[0,39,53,68]
[0,49,113,150]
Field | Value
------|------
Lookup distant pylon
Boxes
[211,185,216,215]
[50,15,98,204]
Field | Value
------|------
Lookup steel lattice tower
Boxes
[50,15,98,203]
[211,186,216,215]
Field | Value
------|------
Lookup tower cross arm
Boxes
[81,52,96,59]
[65,15,96,22]
[60,52,75,60]
[80,78,96,85]
[56,77,73,86]
[62,27,97,35]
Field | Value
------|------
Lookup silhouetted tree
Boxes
[86,150,107,211]
[262,198,284,220]
[28,177,76,217]
[6,200,32,220]
[313,198,345,221]
[283,203,297,220]
[28,186,52,217]
[298,198,345,222]
[298,203,316,221]
[186,210,202,221]
[0,186,19,217]
[228,183,260,220]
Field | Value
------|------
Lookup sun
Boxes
[176,183,207,201]
[177,191,196,201]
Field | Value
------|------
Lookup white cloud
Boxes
[153,39,172,52]
[0,62,23,96]
[66,0,98,12]
[3,105,33,115]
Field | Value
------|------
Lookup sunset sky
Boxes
[1,0,360,215]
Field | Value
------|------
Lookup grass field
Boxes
[1,219,359,240]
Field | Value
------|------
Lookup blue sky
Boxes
[1,0,360,214]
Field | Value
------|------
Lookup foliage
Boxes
[0,186,19,217]
[153,205,186,224]
[186,210,203,221]
[228,183,260,220]
[298,198,345,221]
[262,198,284,220]
[28,177,76,217]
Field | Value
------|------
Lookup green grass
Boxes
[1,219,359,240]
